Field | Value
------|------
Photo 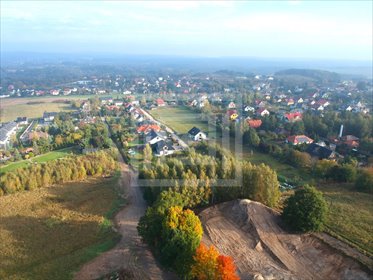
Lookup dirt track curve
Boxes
[74,156,174,280]
[199,199,372,280]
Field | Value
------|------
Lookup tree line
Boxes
[0,149,118,196]
[139,143,281,208]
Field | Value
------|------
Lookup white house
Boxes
[0,122,18,149]
[146,130,167,145]
[256,108,270,117]
[188,127,207,141]
[244,106,255,112]
[151,140,175,157]
[228,101,236,109]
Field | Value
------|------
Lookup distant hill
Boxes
[275,69,341,83]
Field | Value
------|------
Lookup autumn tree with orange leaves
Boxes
[191,243,240,280]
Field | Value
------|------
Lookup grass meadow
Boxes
[318,184,373,256]
[0,146,78,174]
[0,94,126,122]
[0,174,123,280]
[149,106,212,134]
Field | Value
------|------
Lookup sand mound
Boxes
[199,199,371,280]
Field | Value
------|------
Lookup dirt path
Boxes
[74,156,174,280]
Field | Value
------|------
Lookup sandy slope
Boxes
[74,159,174,280]
[199,199,372,280]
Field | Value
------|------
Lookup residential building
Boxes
[0,122,18,149]
[188,127,207,141]
[286,135,314,145]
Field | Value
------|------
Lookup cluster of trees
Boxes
[138,187,240,278]
[192,243,239,280]
[0,149,117,196]
[138,191,203,276]
[139,143,281,208]
[282,186,328,232]
[313,159,372,193]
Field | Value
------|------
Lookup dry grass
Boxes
[0,176,122,280]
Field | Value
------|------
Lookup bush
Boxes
[282,185,328,232]
[355,169,373,193]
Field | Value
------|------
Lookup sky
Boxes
[1,1,372,61]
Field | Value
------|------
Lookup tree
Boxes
[143,143,153,162]
[244,128,260,147]
[160,206,203,276]
[282,185,328,232]
[216,255,240,280]
[192,243,219,280]
[192,243,240,280]
[355,169,373,193]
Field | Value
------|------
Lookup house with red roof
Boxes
[284,112,303,122]
[137,124,161,134]
[286,135,314,145]
[247,119,262,128]
[156,98,166,107]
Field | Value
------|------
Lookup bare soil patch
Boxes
[199,199,372,280]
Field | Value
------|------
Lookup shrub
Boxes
[282,185,328,232]
[355,169,373,193]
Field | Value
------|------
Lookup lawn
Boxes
[318,184,373,256]
[149,106,219,137]
[0,174,123,280]
[0,146,78,174]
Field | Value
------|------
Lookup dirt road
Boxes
[199,199,372,280]
[74,157,173,280]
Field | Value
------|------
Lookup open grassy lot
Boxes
[0,174,122,280]
[318,184,373,256]
[0,146,78,174]
[0,101,74,122]
[149,106,219,136]
[0,93,131,122]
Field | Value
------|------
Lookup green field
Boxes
[0,102,74,122]
[318,184,373,256]
[0,94,128,122]
[0,146,78,174]
[241,147,373,256]
[149,106,217,136]
[0,174,122,280]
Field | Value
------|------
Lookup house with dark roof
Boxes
[43,112,58,122]
[16,117,28,125]
[188,127,207,141]
[151,140,175,156]
[306,143,335,160]
[0,122,18,149]
[145,129,167,145]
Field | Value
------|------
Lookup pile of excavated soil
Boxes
[199,199,372,280]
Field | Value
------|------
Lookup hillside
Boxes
[199,200,371,280]
[275,68,341,84]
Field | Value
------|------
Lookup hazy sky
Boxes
[1,1,372,60]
